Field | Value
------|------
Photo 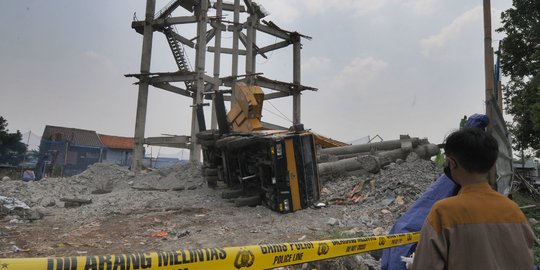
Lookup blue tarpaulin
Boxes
[381,174,459,269]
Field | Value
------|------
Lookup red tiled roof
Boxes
[98,134,134,150]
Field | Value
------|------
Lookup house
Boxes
[98,134,134,167]
[37,125,188,178]
[38,125,105,177]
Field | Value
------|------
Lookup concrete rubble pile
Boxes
[0,137,443,270]
[0,162,207,223]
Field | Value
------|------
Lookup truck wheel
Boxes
[196,130,217,140]
[206,175,218,188]
[205,168,218,176]
[221,189,244,199]
[235,196,262,207]
[216,136,240,149]
[199,139,216,147]
[227,137,255,150]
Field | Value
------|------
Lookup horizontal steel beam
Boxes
[161,16,198,25]
[208,46,247,55]
[145,136,190,149]
[148,73,197,83]
[218,2,246,12]
[202,74,222,86]
[264,92,289,100]
[255,23,289,40]
[259,40,291,54]
[151,82,193,98]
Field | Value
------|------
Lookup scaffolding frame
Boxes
[127,0,316,171]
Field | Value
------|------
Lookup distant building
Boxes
[513,158,538,180]
[98,134,134,167]
[37,125,183,178]
[39,125,105,177]
[143,156,186,169]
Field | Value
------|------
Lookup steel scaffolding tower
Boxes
[127,0,316,172]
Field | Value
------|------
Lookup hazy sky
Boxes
[1,0,512,156]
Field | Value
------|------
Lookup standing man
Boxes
[412,128,535,269]
[382,113,489,270]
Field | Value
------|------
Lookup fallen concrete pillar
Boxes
[319,136,420,156]
[413,143,440,159]
[318,144,439,176]
[318,154,380,176]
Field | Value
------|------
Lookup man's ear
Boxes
[449,158,458,169]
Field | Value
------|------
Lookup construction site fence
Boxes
[0,232,419,270]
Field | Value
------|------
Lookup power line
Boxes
[265,100,292,123]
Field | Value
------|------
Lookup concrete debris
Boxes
[0,151,442,269]
[327,218,341,226]
[318,135,439,177]
[372,227,385,236]
[0,196,30,210]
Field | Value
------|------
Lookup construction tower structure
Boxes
[127,0,317,172]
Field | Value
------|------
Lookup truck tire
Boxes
[206,175,218,188]
[205,168,218,176]
[199,139,215,147]
[221,189,244,199]
[216,136,240,149]
[235,196,262,207]
[196,130,217,140]
[227,136,256,150]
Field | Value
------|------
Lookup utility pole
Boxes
[483,0,495,112]
[483,0,497,186]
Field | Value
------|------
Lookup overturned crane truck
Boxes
[196,83,320,213]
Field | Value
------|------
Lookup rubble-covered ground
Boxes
[0,153,441,269]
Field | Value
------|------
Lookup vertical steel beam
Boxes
[231,0,240,105]
[132,0,156,173]
[189,0,209,162]
[251,14,257,75]
[293,34,301,125]
[245,14,255,84]
[211,0,223,129]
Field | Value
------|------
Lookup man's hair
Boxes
[443,128,498,173]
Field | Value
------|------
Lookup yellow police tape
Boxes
[0,232,419,270]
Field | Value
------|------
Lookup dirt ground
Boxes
[0,155,441,269]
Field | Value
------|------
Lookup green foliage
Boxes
[497,0,540,155]
[434,152,445,168]
[0,116,27,166]
[511,190,540,264]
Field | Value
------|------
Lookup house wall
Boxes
[102,149,132,167]
[63,146,102,176]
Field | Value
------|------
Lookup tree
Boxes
[0,116,27,165]
[497,0,540,156]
